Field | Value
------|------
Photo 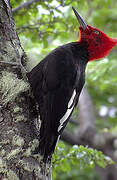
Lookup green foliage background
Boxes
[11,0,117,179]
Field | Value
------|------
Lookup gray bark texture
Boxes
[0,0,51,179]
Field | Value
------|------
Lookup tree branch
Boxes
[12,0,40,14]
[61,87,115,149]
[77,87,96,136]
[61,87,117,180]
[69,117,79,126]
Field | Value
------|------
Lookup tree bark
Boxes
[0,1,51,179]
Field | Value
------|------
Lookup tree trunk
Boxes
[0,0,51,179]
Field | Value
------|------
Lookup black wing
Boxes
[28,43,87,161]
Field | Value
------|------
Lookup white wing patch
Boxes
[68,89,76,109]
[58,89,76,132]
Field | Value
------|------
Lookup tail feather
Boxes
[33,120,59,164]
[39,131,59,163]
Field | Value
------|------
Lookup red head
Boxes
[72,7,117,61]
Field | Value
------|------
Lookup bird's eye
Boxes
[93,30,100,35]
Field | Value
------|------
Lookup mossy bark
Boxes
[0,1,51,179]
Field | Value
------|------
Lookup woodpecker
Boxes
[28,7,117,163]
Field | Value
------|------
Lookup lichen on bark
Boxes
[0,71,29,106]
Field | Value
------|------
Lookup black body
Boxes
[28,42,89,162]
